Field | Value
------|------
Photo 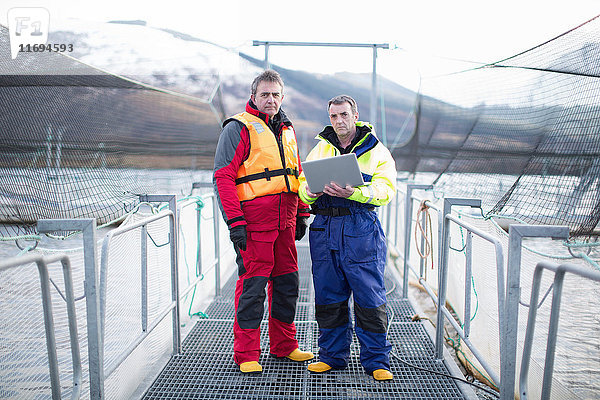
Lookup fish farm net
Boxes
[0,24,223,240]
[393,15,600,239]
[1,16,599,241]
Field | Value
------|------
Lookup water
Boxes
[1,170,599,399]
[0,170,230,399]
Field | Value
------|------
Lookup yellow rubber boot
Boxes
[307,361,332,373]
[373,369,393,381]
[239,361,262,374]
[286,348,314,362]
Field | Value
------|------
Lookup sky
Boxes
[1,0,599,90]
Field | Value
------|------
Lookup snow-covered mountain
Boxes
[42,19,417,156]
[48,18,248,103]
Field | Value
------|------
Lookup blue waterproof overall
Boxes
[309,194,391,373]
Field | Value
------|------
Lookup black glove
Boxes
[295,217,308,241]
[229,225,247,251]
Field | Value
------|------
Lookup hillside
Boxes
[235,52,418,156]
[43,19,419,158]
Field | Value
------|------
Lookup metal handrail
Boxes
[519,261,600,400]
[0,253,82,400]
[502,225,569,400]
[99,209,179,380]
[439,213,504,386]
[392,187,504,386]
[18,190,225,400]
[392,184,578,399]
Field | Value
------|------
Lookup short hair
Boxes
[251,69,284,96]
[328,95,358,115]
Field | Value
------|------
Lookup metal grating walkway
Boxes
[143,244,471,399]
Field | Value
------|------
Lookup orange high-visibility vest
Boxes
[232,112,300,201]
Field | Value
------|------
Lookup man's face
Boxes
[329,102,358,138]
[251,81,284,117]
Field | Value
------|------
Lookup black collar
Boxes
[320,125,369,154]
[247,99,290,133]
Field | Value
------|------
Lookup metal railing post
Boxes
[140,194,180,354]
[520,261,600,400]
[169,199,180,353]
[501,225,569,400]
[57,254,83,400]
[435,198,481,359]
[463,231,473,338]
[141,225,148,332]
[37,258,61,399]
[196,199,203,277]
[393,186,400,248]
[0,253,82,400]
[402,184,432,298]
[385,196,392,240]
[37,218,102,400]
[212,194,221,297]
[100,210,180,379]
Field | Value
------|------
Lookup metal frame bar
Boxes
[463,231,473,338]
[140,195,180,353]
[141,224,148,332]
[436,198,481,358]
[211,193,222,296]
[501,225,569,400]
[0,253,82,400]
[393,183,403,247]
[395,189,505,386]
[37,218,102,399]
[438,213,504,386]
[419,202,428,278]
[519,261,600,400]
[100,208,179,380]
[252,40,389,136]
[390,185,584,398]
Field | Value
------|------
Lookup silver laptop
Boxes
[302,153,364,193]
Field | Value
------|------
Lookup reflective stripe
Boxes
[230,112,300,201]
[249,121,265,134]
[366,185,375,204]
[299,121,396,207]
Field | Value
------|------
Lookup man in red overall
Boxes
[213,70,314,373]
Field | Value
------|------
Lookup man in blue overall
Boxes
[298,95,397,381]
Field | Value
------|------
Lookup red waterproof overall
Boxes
[233,220,299,364]
[214,107,307,365]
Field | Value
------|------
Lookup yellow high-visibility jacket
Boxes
[298,121,396,207]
